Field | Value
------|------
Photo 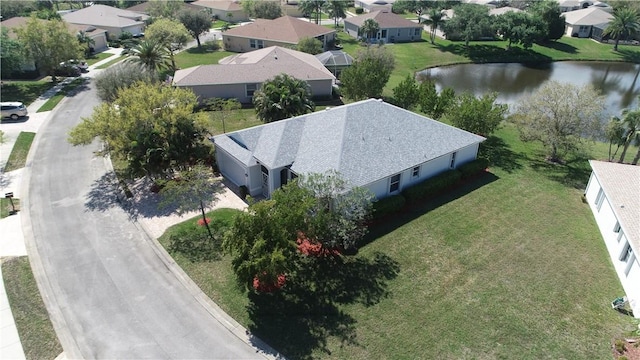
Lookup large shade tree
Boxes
[252,74,315,123]
[15,15,83,82]
[68,82,212,179]
[441,92,508,136]
[340,45,395,100]
[442,3,494,46]
[495,11,545,50]
[511,81,605,163]
[604,7,640,51]
[1,27,24,79]
[144,18,190,71]
[94,62,158,103]
[177,9,211,48]
[528,0,565,41]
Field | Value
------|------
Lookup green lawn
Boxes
[85,52,113,65]
[175,47,235,69]
[37,77,88,113]
[2,257,63,360]
[4,132,35,172]
[156,118,636,358]
[0,198,19,218]
[205,108,262,135]
[0,80,55,105]
[95,55,126,69]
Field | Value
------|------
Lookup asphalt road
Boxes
[22,78,268,358]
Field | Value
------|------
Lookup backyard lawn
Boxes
[158,117,637,358]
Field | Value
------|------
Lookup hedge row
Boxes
[371,158,488,218]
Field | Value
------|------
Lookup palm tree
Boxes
[603,7,640,51]
[77,30,95,57]
[617,108,640,163]
[252,74,315,123]
[298,0,326,25]
[359,19,380,44]
[423,8,445,44]
[325,0,346,28]
[125,39,170,73]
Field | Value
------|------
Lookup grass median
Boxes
[37,77,88,113]
[2,257,63,360]
[95,55,126,69]
[4,132,35,172]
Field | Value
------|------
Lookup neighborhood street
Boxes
[19,77,271,359]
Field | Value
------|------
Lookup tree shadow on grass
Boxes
[435,43,553,64]
[528,151,593,190]
[478,135,525,173]
[536,40,578,54]
[616,48,640,63]
[247,252,400,359]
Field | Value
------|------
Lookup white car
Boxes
[1,102,28,120]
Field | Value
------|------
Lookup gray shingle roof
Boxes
[223,15,335,43]
[173,46,335,86]
[213,99,486,188]
[589,160,640,255]
[345,10,422,29]
[61,4,149,28]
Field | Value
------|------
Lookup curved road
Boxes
[22,78,269,358]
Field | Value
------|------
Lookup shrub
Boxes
[373,194,406,218]
[168,225,220,262]
[204,39,221,51]
[615,339,626,354]
[402,170,461,203]
[458,158,489,179]
[355,8,364,14]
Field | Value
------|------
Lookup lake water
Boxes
[418,62,640,118]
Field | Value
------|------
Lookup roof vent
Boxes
[325,107,331,111]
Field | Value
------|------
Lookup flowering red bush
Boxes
[296,232,341,257]
[252,273,286,293]
[197,217,211,226]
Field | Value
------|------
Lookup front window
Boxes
[414,28,420,36]
[246,83,258,97]
[249,39,264,49]
[389,173,401,193]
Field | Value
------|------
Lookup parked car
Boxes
[67,59,89,72]
[1,102,28,120]
[54,64,81,77]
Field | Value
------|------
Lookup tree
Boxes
[423,8,446,44]
[252,74,315,123]
[204,98,241,133]
[252,0,282,19]
[298,0,325,24]
[604,116,626,161]
[297,36,323,54]
[144,18,190,71]
[159,164,223,239]
[15,15,82,82]
[359,18,380,43]
[1,28,24,79]
[125,39,171,74]
[441,4,494,46]
[77,30,95,57]
[340,45,395,100]
[325,0,346,28]
[528,0,565,41]
[68,82,212,179]
[94,62,158,103]
[177,9,211,49]
[147,0,182,19]
[441,92,508,136]
[511,81,605,162]
[0,1,38,19]
[392,74,420,110]
[418,80,456,119]
[616,108,640,163]
[495,11,545,50]
[603,7,640,51]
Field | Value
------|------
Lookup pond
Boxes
[418,62,640,118]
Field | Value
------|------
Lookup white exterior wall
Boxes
[585,172,640,318]
[215,148,247,188]
[248,165,263,196]
[565,24,591,37]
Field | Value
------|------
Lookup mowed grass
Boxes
[95,55,126,69]
[157,120,635,358]
[0,198,19,218]
[85,52,113,65]
[37,77,88,113]
[2,257,63,360]
[175,47,235,69]
[205,108,262,135]
[0,80,55,105]
[4,132,35,172]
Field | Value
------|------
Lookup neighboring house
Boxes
[212,99,485,199]
[562,7,613,38]
[315,50,353,77]
[354,0,396,13]
[344,10,423,43]
[66,23,109,52]
[489,6,523,16]
[222,16,336,52]
[190,0,249,22]
[462,0,501,7]
[172,46,335,104]
[62,4,149,38]
[584,160,640,318]
[126,1,202,15]
[558,0,593,12]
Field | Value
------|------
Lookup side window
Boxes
[246,83,258,97]
[412,166,420,178]
[389,173,401,193]
[450,152,457,169]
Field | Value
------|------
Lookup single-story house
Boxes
[344,10,423,43]
[212,99,486,199]
[489,6,523,16]
[126,1,202,15]
[172,46,335,104]
[584,160,640,318]
[66,23,109,52]
[558,0,593,12]
[315,50,353,77]
[222,16,336,53]
[562,7,613,38]
[190,0,249,22]
[354,0,396,13]
[62,4,149,38]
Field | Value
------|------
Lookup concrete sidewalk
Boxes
[0,48,124,360]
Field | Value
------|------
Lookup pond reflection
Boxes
[418,62,640,117]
